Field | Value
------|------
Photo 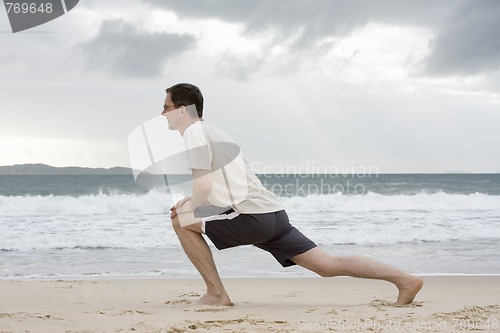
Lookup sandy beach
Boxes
[0,276,499,332]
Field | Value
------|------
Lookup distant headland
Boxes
[0,163,134,175]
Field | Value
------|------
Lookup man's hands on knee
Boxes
[170,196,201,230]
[170,196,192,220]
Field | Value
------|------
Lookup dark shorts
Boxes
[203,209,317,267]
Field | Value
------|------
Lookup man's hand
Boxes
[170,196,192,219]
[170,198,198,227]
[170,207,178,219]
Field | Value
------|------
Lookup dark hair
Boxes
[166,83,204,118]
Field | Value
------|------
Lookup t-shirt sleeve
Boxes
[183,125,212,171]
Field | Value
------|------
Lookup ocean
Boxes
[1,174,499,279]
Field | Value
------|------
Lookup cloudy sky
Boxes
[1,0,499,173]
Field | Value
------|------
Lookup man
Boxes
[162,83,423,306]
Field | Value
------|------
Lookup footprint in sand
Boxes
[180,292,201,297]
[1,312,63,321]
[164,299,191,305]
[434,304,500,321]
[97,309,152,315]
[325,308,338,315]
[194,307,229,313]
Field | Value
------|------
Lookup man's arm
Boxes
[190,168,212,209]
[176,168,211,214]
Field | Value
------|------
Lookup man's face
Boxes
[162,93,181,130]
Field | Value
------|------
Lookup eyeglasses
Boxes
[162,104,182,114]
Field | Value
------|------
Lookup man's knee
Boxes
[293,249,341,277]
[171,216,203,234]
[317,255,345,277]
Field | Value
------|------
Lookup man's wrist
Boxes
[177,200,194,214]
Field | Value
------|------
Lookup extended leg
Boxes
[171,216,232,305]
[291,247,423,304]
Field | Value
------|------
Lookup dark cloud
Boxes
[421,0,500,76]
[141,0,500,78]
[142,0,453,46]
[139,0,456,80]
[140,0,264,23]
[78,19,195,77]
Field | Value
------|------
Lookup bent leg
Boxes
[171,216,232,305]
[291,247,423,305]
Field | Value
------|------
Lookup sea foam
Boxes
[1,191,499,251]
[1,191,499,216]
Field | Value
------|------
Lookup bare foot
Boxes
[196,292,233,306]
[396,275,423,305]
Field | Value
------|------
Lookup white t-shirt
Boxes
[183,121,283,215]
